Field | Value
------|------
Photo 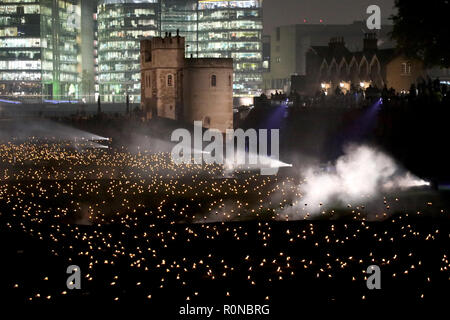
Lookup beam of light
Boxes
[331,98,383,159]
[90,136,110,141]
[438,184,450,191]
[85,141,109,149]
[224,150,292,172]
[0,99,22,104]
[44,99,79,104]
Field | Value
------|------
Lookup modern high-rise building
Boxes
[97,0,263,103]
[80,0,96,103]
[160,0,198,58]
[197,0,263,99]
[97,0,159,103]
[0,0,84,101]
[1,0,264,104]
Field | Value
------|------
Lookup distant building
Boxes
[97,0,160,103]
[263,21,394,93]
[0,0,93,101]
[298,33,426,95]
[140,34,233,132]
[160,0,198,58]
[262,34,270,72]
[427,66,450,84]
[197,0,264,101]
[98,0,263,104]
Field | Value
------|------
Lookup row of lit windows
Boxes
[99,40,140,51]
[0,38,40,48]
[234,73,262,81]
[198,31,260,41]
[0,71,40,81]
[97,6,156,17]
[235,62,260,71]
[0,49,40,60]
[198,0,261,10]
[99,51,140,62]
[0,0,38,3]
[99,29,158,40]
[99,63,140,72]
[231,52,261,60]
[0,4,40,14]
[98,18,157,30]
[0,60,41,70]
[60,73,79,82]
[199,42,260,51]
[99,72,140,82]
[101,82,141,93]
[195,52,261,61]
[198,10,260,20]
[198,20,262,30]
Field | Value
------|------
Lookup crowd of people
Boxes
[257,78,450,110]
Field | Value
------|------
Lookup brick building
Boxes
[297,33,426,95]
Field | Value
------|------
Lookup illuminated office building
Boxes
[0,0,82,100]
[98,0,263,103]
[160,0,198,57]
[197,0,263,98]
[97,0,159,103]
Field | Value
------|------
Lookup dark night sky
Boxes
[263,0,396,34]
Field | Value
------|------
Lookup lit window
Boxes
[211,74,217,87]
[401,62,412,75]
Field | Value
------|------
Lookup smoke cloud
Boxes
[298,144,430,213]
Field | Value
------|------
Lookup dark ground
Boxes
[0,110,449,313]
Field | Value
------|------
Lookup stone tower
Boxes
[141,34,233,132]
[141,32,185,120]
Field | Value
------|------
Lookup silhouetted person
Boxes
[409,84,417,98]
[126,94,130,115]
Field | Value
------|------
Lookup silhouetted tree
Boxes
[391,0,450,68]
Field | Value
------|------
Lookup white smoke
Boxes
[299,145,429,213]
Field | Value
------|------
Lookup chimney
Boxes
[328,36,345,50]
[364,33,378,51]
[176,29,180,37]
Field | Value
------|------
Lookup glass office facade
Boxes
[97,0,159,103]
[160,0,198,57]
[197,0,263,97]
[0,0,81,100]
[97,0,263,101]
[1,0,263,102]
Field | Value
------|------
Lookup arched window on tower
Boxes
[167,74,173,87]
[211,74,217,87]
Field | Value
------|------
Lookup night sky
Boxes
[263,0,396,34]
